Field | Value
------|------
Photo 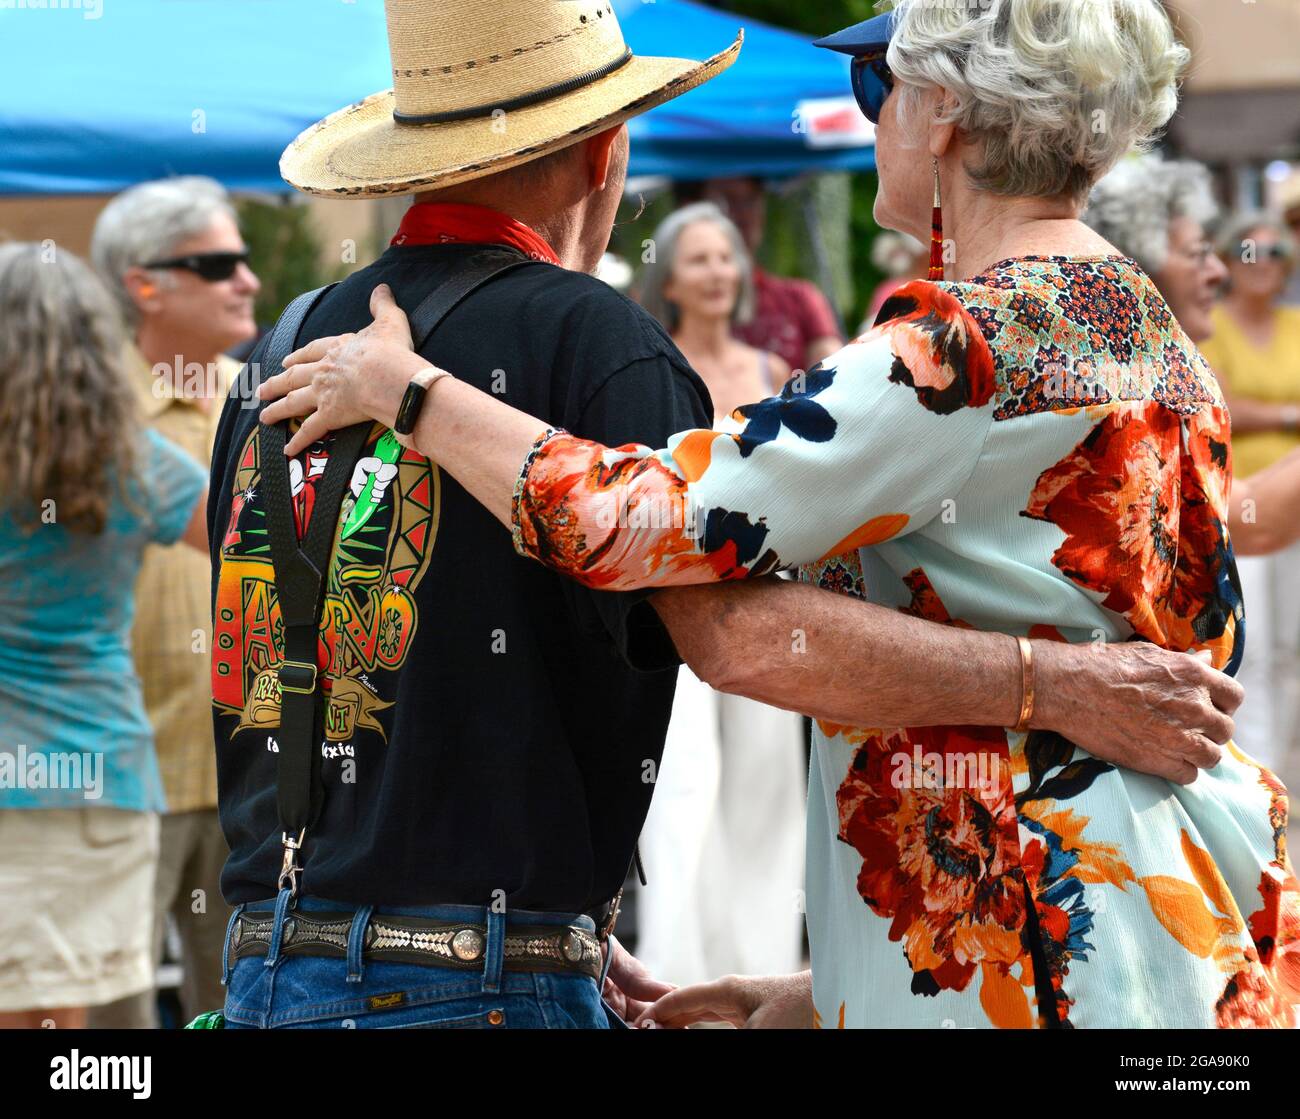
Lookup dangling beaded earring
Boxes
[928,157,946,281]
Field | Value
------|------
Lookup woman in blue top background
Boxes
[0,243,208,1028]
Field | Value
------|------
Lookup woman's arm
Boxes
[654,579,1238,784]
[180,490,209,554]
[509,282,995,590]
[264,281,993,592]
[1219,386,1298,436]
[1229,447,1300,555]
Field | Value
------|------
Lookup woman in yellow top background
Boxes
[1200,213,1300,479]
[1200,212,1300,793]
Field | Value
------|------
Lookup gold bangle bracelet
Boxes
[1013,636,1035,732]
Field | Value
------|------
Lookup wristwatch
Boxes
[393,367,452,436]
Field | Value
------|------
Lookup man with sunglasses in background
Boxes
[87,175,260,1028]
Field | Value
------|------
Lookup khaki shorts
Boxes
[0,807,159,1012]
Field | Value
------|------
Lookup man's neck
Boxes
[528,211,585,272]
[413,190,590,272]
[135,324,221,412]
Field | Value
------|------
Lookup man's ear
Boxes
[585,124,625,193]
[123,266,162,317]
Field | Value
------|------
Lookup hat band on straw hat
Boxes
[393,47,635,126]
[279,0,743,199]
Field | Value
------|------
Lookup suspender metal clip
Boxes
[278,829,307,896]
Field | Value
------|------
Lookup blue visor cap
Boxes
[812,11,895,56]
[814,11,897,124]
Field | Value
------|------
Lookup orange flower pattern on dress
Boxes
[512,279,990,590]
[875,282,997,413]
[835,726,1032,1000]
[1023,402,1243,673]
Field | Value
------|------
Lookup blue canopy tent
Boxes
[616,0,875,181]
[0,0,873,195]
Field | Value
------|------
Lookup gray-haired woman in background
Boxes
[639,202,790,417]
[634,202,805,987]
[1088,159,1300,789]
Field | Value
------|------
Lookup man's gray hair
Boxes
[638,202,755,332]
[1083,156,1218,275]
[90,176,237,325]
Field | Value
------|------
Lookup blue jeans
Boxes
[221,891,621,1029]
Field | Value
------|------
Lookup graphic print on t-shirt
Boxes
[212,422,438,744]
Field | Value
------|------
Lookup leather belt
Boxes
[229,909,603,980]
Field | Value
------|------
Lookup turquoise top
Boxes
[0,427,205,811]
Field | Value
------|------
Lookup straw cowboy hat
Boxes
[281,0,743,198]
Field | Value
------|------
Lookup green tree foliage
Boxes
[236,197,335,325]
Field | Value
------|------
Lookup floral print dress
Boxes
[510,256,1300,1028]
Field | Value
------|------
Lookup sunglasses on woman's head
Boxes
[142,250,250,282]
[851,51,894,125]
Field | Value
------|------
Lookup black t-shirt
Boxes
[207,242,711,911]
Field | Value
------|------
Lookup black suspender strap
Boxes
[405,247,538,349]
[255,249,541,897]
[255,282,366,894]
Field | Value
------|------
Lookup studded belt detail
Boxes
[229,909,603,980]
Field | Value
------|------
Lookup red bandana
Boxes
[390,202,561,266]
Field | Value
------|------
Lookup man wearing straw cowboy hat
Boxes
[206,0,743,1031]
[206,0,1244,1030]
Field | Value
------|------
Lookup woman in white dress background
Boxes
[633,203,805,984]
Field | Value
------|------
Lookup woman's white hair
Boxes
[90,175,237,325]
[638,202,755,332]
[1083,155,1218,274]
[887,0,1191,202]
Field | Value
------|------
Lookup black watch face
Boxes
[394,381,427,435]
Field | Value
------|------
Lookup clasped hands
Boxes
[603,937,812,1029]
